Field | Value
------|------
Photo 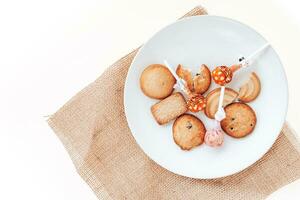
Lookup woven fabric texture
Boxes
[48,6,300,200]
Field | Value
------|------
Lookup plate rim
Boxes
[124,15,289,179]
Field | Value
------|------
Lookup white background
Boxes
[0,0,299,199]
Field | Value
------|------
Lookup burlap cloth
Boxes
[48,6,300,200]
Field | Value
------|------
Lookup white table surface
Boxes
[0,0,299,199]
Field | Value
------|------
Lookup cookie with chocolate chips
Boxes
[221,102,257,138]
[172,114,206,150]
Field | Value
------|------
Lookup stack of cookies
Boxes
[140,63,261,150]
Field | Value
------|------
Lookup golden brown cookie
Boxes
[176,64,193,91]
[221,102,257,138]
[205,88,238,119]
[238,72,261,103]
[140,64,176,99]
[172,114,206,150]
[151,93,187,125]
[193,64,211,94]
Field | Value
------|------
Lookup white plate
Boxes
[124,16,288,179]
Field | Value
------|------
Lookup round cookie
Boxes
[193,64,211,94]
[140,64,176,99]
[172,114,206,150]
[238,72,261,103]
[176,64,193,91]
[221,102,256,138]
[205,87,238,119]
